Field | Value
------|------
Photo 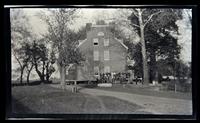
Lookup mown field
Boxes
[12,84,150,114]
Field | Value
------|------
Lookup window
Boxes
[97,32,104,36]
[93,38,98,46]
[104,50,109,61]
[104,66,110,73]
[94,66,99,75]
[94,51,99,61]
[104,38,109,46]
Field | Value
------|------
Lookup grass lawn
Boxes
[12,84,148,114]
[12,84,86,114]
[95,84,192,100]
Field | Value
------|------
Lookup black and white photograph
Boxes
[6,6,195,119]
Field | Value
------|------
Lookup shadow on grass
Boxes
[12,81,53,86]
[12,97,35,114]
[79,84,98,88]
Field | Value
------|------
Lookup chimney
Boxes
[86,23,92,31]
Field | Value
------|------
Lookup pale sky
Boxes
[22,8,118,35]
[176,9,192,63]
[12,8,192,63]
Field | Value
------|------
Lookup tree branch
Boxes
[130,23,140,28]
[12,48,23,68]
[117,18,140,29]
[132,9,139,18]
[143,11,163,28]
[38,12,61,45]
[140,9,145,14]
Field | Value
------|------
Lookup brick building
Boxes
[68,20,129,81]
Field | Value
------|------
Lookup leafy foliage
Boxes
[38,9,85,86]
[114,9,185,82]
[21,40,56,82]
[10,9,33,83]
[127,42,143,78]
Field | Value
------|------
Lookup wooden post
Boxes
[74,80,77,93]
[74,81,77,85]
[175,82,177,93]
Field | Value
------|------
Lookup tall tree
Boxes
[127,9,162,84]
[57,29,85,86]
[38,9,84,87]
[45,50,56,82]
[20,42,34,84]
[12,44,27,84]
[10,9,32,84]
[22,40,56,83]
[127,8,182,84]
[146,9,182,82]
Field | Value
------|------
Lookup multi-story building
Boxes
[68,20,129,81]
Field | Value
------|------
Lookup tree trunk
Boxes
[20,66,24,85]
[27,64,34,85]
[42,61,45,82]
[13,50,25,84]
[34,63,44,82]
[138,10,150,84]
[155,71,159,83]
[19,65,26,85]
[177,61,181,82]
[59,64,62,82]
[46,62,49,82]
[149,50,157,83]
[60,65,66,89]
[20,69,23,84]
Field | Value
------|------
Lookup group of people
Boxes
[95,72,131,83]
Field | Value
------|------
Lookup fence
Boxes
[160,81,192,93]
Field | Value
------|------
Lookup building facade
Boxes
[68,21,129,81]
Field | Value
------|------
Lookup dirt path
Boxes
[92,96,106,112]
[82,94,106,113]
[79,88,192,115]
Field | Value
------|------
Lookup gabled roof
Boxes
[114,38,128,50]
[77,39,87,48]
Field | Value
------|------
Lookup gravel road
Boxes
[79,88,192,115]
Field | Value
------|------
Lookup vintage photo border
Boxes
[3,4,199,120]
